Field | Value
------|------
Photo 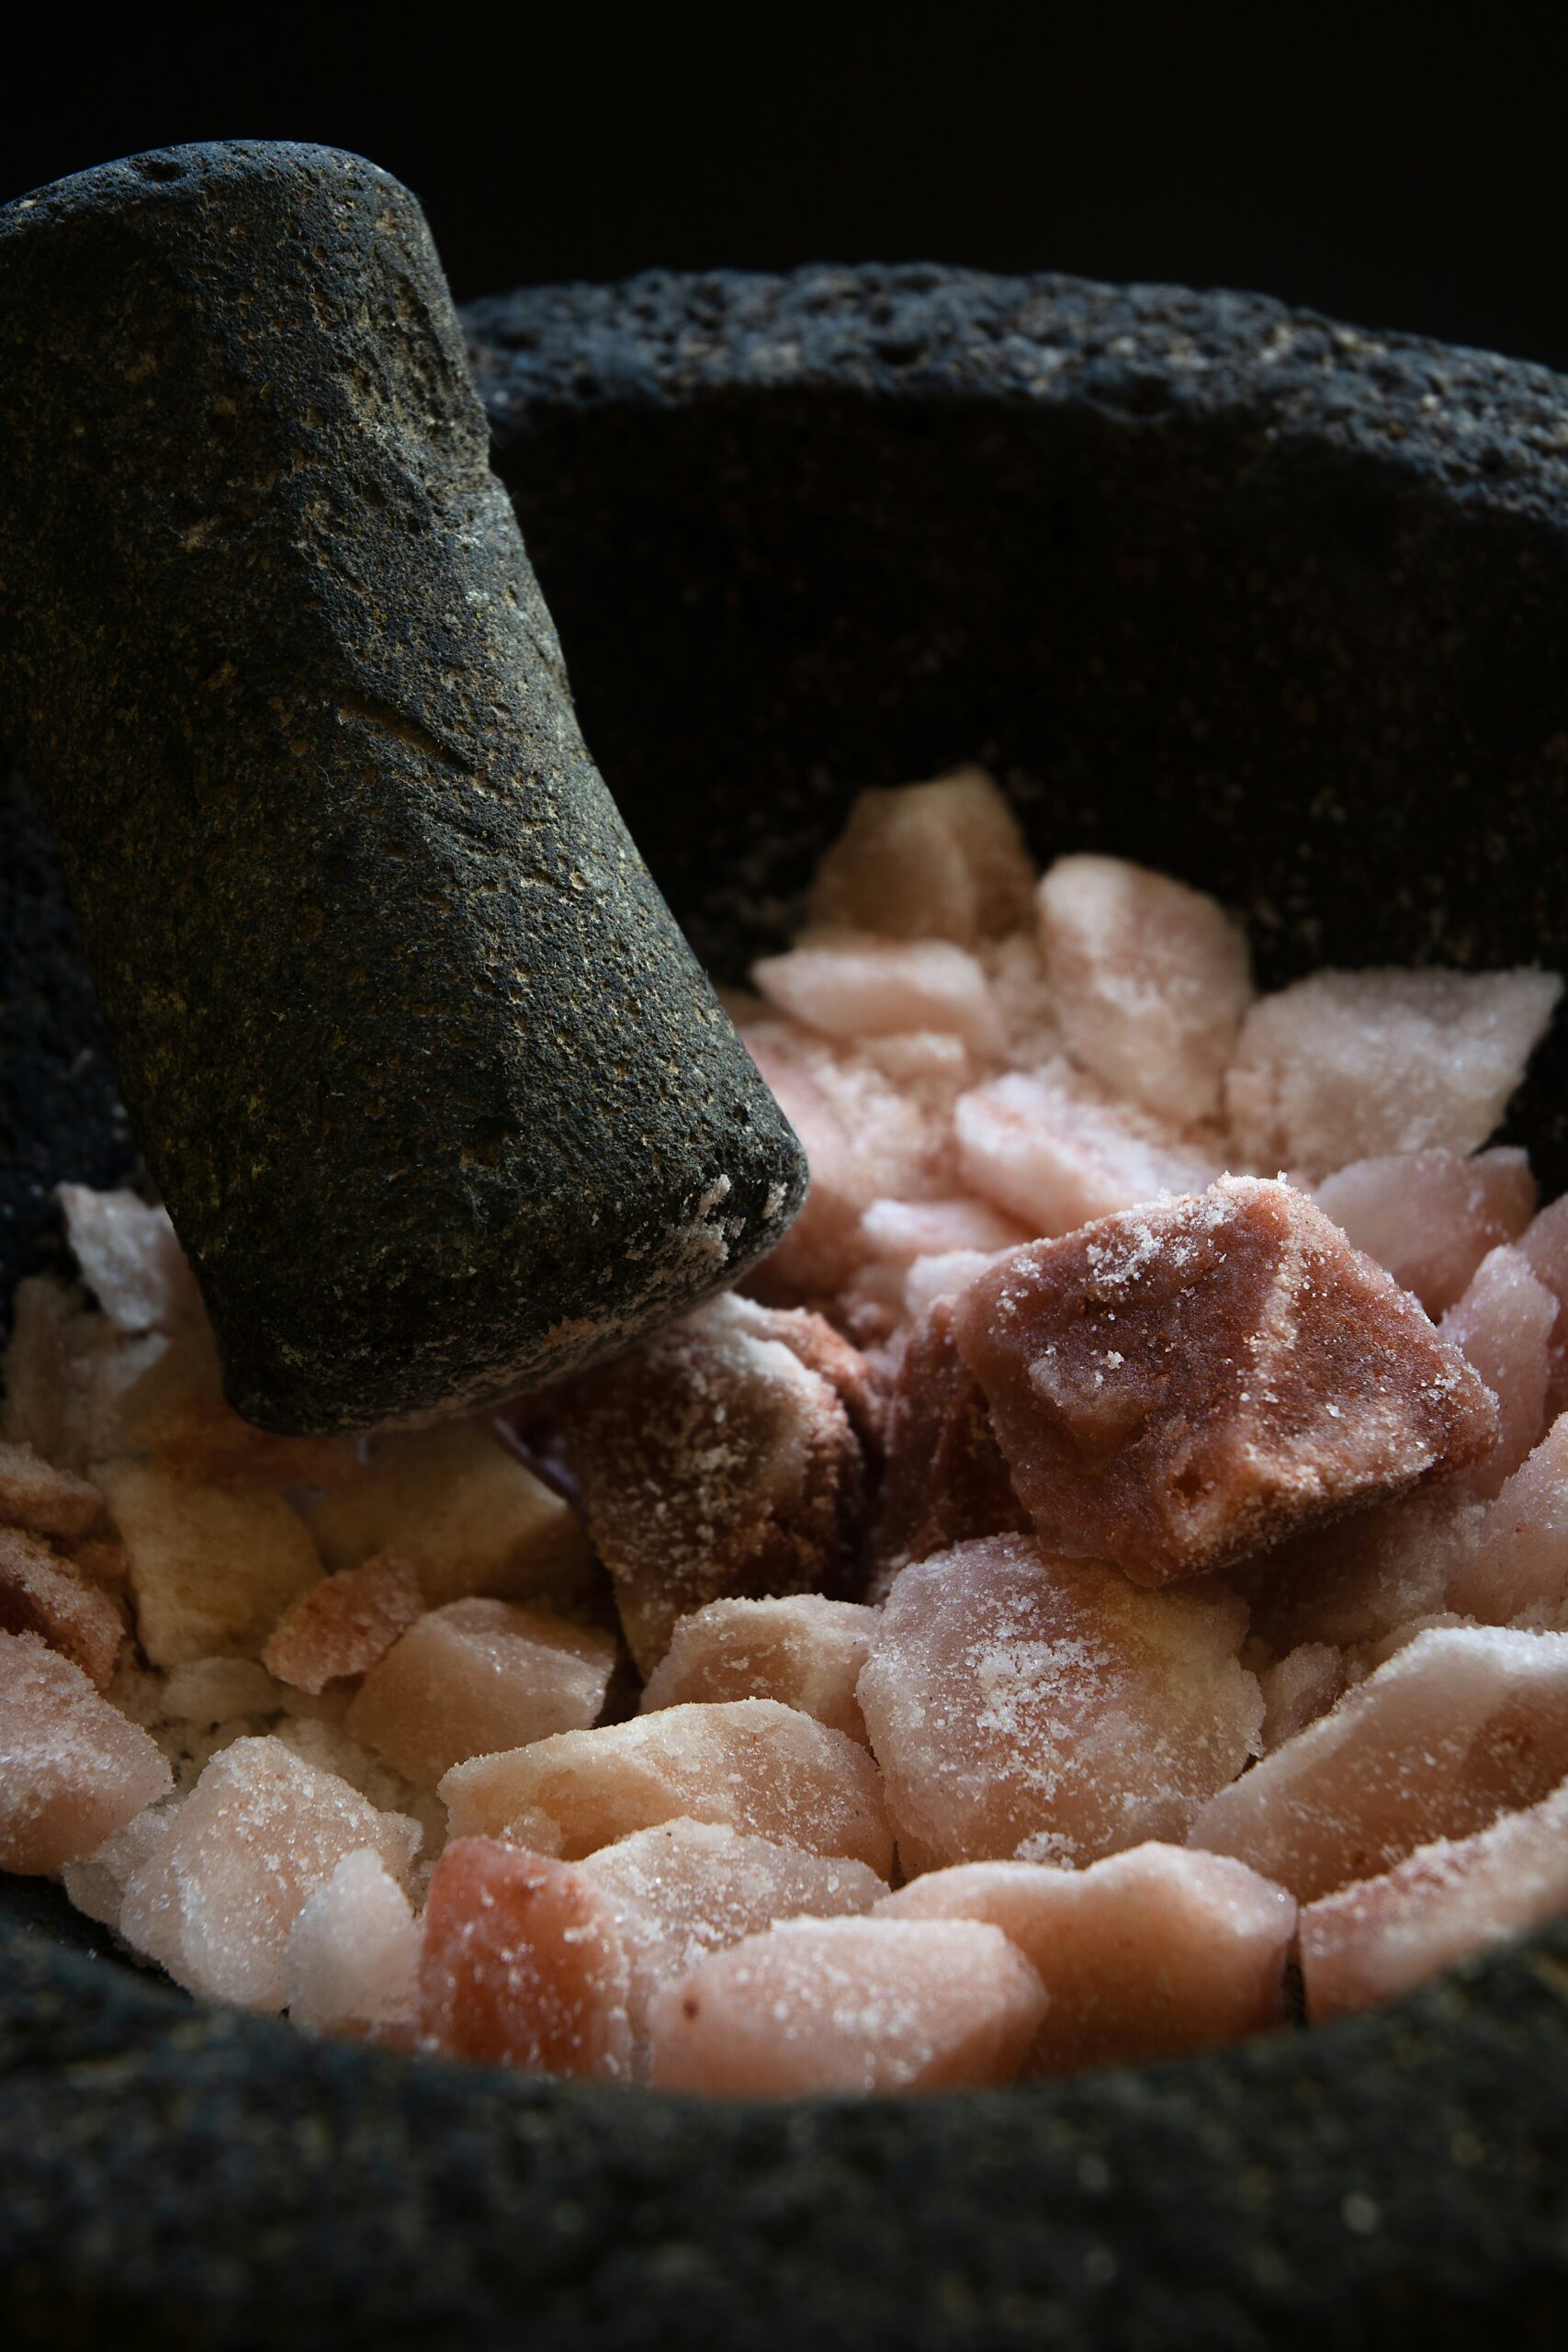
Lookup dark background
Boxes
[6,13,1568,369]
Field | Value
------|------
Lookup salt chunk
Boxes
[954,1179,1497,1588]
[1225,967,1562,1178]
[1230,1488,1484,1657]
[640,1597,880,1743]
[1038,854,1254,1124]
[440,1699,894,1875]
[346,1600,615,1785]
[1449,1414,1568,1626]
[0,1629,173,1872]
[285,1848,421,2035]
[263,1555,425,1694]
[417,1836,633,2076]
[1315,1148,1537,1316]
[0,1524,124,1687]
[0,1440,102,1541]
[806,768,1037,947]
[1516,1194,1568,1417]
[1443,1245,1556,1498]
[856,1535,1261,1874]
[647,1915,1047,2096]
[62,1800,179,1931]
[903,1250,1010,1321]
[1258,1645,1348,1753]
[1188,1623,1568,1899]
[118,1735,419,2008]
[861,1196,1032,1263]
[878,1845,1294,2073]
[954,1059,1221,1241]
[161,1656,283,1725]
[94,1461,322,1666]
[754,935,1004,1060]
[867,1298,1029,1596]
[723,1297,887,1461]
[980,933,1063,1069]
[58,1183,202,1333]
[0,1276,81,1463]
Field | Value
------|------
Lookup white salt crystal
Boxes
[285,1847,421,2034]
[58,1184,202,1334]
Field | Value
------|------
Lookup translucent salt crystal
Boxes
[640,1596,881,1743]
[0,1439,102,1541]
[439,1698,894,1876]
[753,935,1004,1059]
[866,1298,1029,1596]
[1314,1148,1537,1316]
[1037,854,1254,1125]
[346,1599,615,1785]
[878,1844,1295,2073]
[903,1249,1010,1321]
[1442,1245,1556,1498]
[1188,1624,1568,1900]
[954,1179,1497,1588]
[1258,1644,1348,1753]
[1300,1776,1568,2019]
[160,1656,282,1726]
[805,768,1037,947]
[263,1555,425,1693]
[581,1816,887,2040]
[1229,1488,1484,1657]
[0,1629,173,1872]
[417,1836,633,2076]
[58,1183,202,1334]
[0,1524,124,1687]
[860,1196,1031,1264]
[856,1535,1261,1875]
[93,1461,322,1667]
[1224,967,1562,1178]
[285,1848,421,2034]
[1449,1413,1568,1626]
[118,1734,420,2007]
[306,1419,592,1612]
[62,1800,179,1931]
[646,1915,1047,2095]
[954,1059,1221,1242]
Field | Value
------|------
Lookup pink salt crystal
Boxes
[1258,1644,1348,1753]
[1314,1148,1537,1317]
[753,935,1005,1060]
[555,1292,863,1672]
[62,1801,178,1931]
[1516,1193,1568,1416]
[647,1915,1047,2096]
[860,1195,1032,1263]
[1224,967,1562,1179]
[262,1555,425,1694]
[1448,1413,1568,1626]
[1229,1488,1484,1657]
[1300,1776,1568,2020]
[0,1629,173,1872]
[805,768,1037,947]
[720,1296,887,1463]
[878,1845,1295,2073]
[439,1698,895,1876]
[0,1524,124,1687]
[953,1060,1220,1242]
[1037,854,1254,1125]
[954,1179,1497,1589]
[117,1735,420,2008]
[93,1461,322,1666]
[855,1535,1261,1875]
[980,933,1064,1069]
[866,1298,1029,1594]
[58,1183,202,1333]
[417,1836,633,2076]
[903,1249,1010,1321]
[1187,1623,1568,1900]
[640,1596,881,1743]
[285,1848,421,2035]
[1442,1245,1556,1498]
[346,1600,615,1786]
[0,1440,101,1541]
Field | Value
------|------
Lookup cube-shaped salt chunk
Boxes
[753,936,1004,1058]
[1442,1245,1556,1498]
[0,1441,102,1541]
[1449,1413,1568,1626]
[285,1848,421,2034]
[806,769,1037,947]
[954,1060,1220,1241]
[58,1183,202,1334]
[262,1555,425,1693]
[346,1600,615,1785]
[0,1524,124,1687]
[640,1597,880,1743]
[0,1630,173,1872]
[94,1462,322,1666]
[1314,1148,1537,1316]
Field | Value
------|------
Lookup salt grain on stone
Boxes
[639,1596,881,1743]
[345,1599,615,1786]
[0,1629,174,1872]
[285,1847,421,2035]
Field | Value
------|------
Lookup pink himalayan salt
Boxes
[1517,1194,1568,1417]
[903,1249,1010,1321]
[723,1296,887,1464]
[1037,854,1254,1125]
[581,1817,887,2040]
[1300,1775,1568,2020]
[1258,1644,1349,1753]
[58,1182,203,1334]
[805,768,1038,948]
[0,1276,192,1471]
[0,1440,101,1541]
[1314,1148,1537,1317]
[439,1698,895,1877]
[860,1195,1032,1263]
[160,1656,284,1725]
[647,1915,1047,2096]
[285,1848,421,2035]
[62,1800,178,1931]
[417,1837,633,2076]
[93,1460,322,1666]
[0,1523,124,1687]
[556,1292,863,1673]
[954,1179,1497,1589]
[1229,1489,1484,1657]
[306,1419,592,1612]
[640,1596,880,1743]
[346,1600,615,1786]
[855,1536,1261,1875]
[263,1555,425,1694]
[0,1630,173,1872]
[1449,1413,1568,1625]
[878,1845,1295,2074]
[981,932,1065,1069]
[1224,967,1561,1179]
[1442,1245,1556,1498]
[1187,1624,1568,1900]
[953,1059,1221,1243]
[118,1735,420,2008]
[753,934,1005,1060]
[867,1298,1030,1595]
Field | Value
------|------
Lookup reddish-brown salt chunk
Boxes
[1257,1644,1349,1752]
[58,1183,203,1333]
[1037,855,1254,1125]
[640,1597,880,1743]
[0,1440,102,1541]
[285,1847,421,2035]
[878,1845,1295,2073]
[94,1461,323,1665]
[648,1915,1046,2095]
[262,1555,425,1694]
[954,1061,1220,1242]
[0,1629,173,1871]
[856,1535,1261,1873]
[439,1699,894,1875]
[954,1179,1497,1589]
[1188,1624,1568,1900]
[867,1298,1029,1595]
[1229,1488,1484,1657]
[0,1524,124,1687]
[1442,1245,1556,1498]
[719,1295,887,1463]
[556,1292,864,1672]
[1314,1148,1537,1316]
[1448,1414,1568,1626]
[753,935,1004,1059]
[806,768,1037,947]
[417,1836,633,2076]
[346,1600,615,1785]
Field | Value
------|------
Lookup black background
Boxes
[6,11,1568,368]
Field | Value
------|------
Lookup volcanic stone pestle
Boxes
[0,141,806,1434]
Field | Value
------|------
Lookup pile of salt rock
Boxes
[7,768,1568,2098]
